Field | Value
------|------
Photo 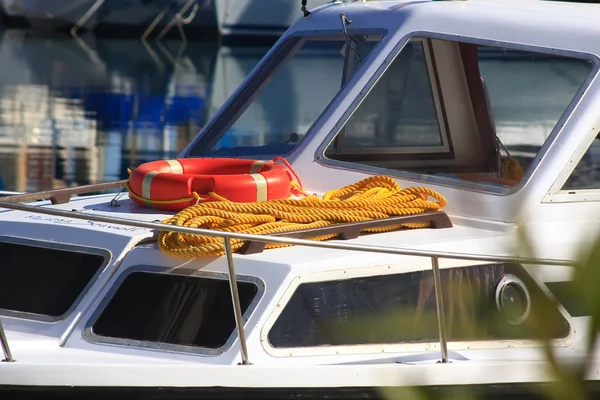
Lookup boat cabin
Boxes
[0,0,600,394]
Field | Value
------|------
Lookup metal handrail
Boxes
[0,200,577,365]
[0,191,25,197]
[70,0,107,36]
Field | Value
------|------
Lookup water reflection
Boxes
[0,30,591,192]
[0,29,220,192]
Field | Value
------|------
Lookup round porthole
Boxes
[495,274,531,325]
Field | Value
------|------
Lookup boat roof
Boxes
[296,0,600,56]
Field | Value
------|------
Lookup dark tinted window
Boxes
[562,137,600,190]
[0,240,106,318]
[92,272,258,349]
[268,263,570,348]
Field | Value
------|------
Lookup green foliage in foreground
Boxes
[376,226,600,400]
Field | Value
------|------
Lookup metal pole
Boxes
[431,256,448,363]
[156,0,196,40]
[70,0,106,36]
[0,319,14,362]
[141,7,170,41]
[223,238,250,365]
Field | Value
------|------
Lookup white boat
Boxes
[215,0,330,38]
[2,0,600,398]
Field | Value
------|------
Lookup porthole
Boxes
[495,274,531,325]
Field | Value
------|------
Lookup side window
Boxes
[267,263,570,349]
[90,272,259,350]
[562,136,600,190]
[0,239,107,319]
[478,49,592,181]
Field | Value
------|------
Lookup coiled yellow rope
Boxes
[502,157,524,181]
[157,175,448,258]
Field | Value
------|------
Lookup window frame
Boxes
[260,262,574,357]
[332,38,452,158]
[315,31,600,196]
[543,114,600,203]
[184,29,387,159]
[83,265,265,356]
[0,235,112,323]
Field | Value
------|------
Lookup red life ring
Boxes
[127,157,295,211]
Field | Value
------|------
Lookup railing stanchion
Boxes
[224,238,251,365]
[0,319,14,362]
[431,255,448,363]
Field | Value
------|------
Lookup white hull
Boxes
[0,201,592,393]
[0,358,594,390]
[215,0,330,37]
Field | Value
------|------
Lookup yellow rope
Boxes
[157,175,448,258]
[501,157,524,181]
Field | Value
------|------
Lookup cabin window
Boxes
[187,33,382,158]
[332,40,449,156]
[562,135,600,190]
[0,238,107,319]
[323,36,594,192]
[267,263,570,349]
[91,272,259,350]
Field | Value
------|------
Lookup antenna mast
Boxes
[301,0,311,17]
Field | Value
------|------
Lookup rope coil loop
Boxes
[158,174,448,258]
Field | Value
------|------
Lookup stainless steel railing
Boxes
[0,319,13,362]
[0,191,25,197]
[0,200,577,365]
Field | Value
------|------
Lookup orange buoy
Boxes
[127,157,295,211]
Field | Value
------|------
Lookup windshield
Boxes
[187,33,382,158]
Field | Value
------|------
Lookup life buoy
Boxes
[127,157,296,211]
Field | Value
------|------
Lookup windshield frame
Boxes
[315,31,600,196]
[182,29,387,159]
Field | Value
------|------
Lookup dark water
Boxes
[0,29,593,193]
[0,29,265,192]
